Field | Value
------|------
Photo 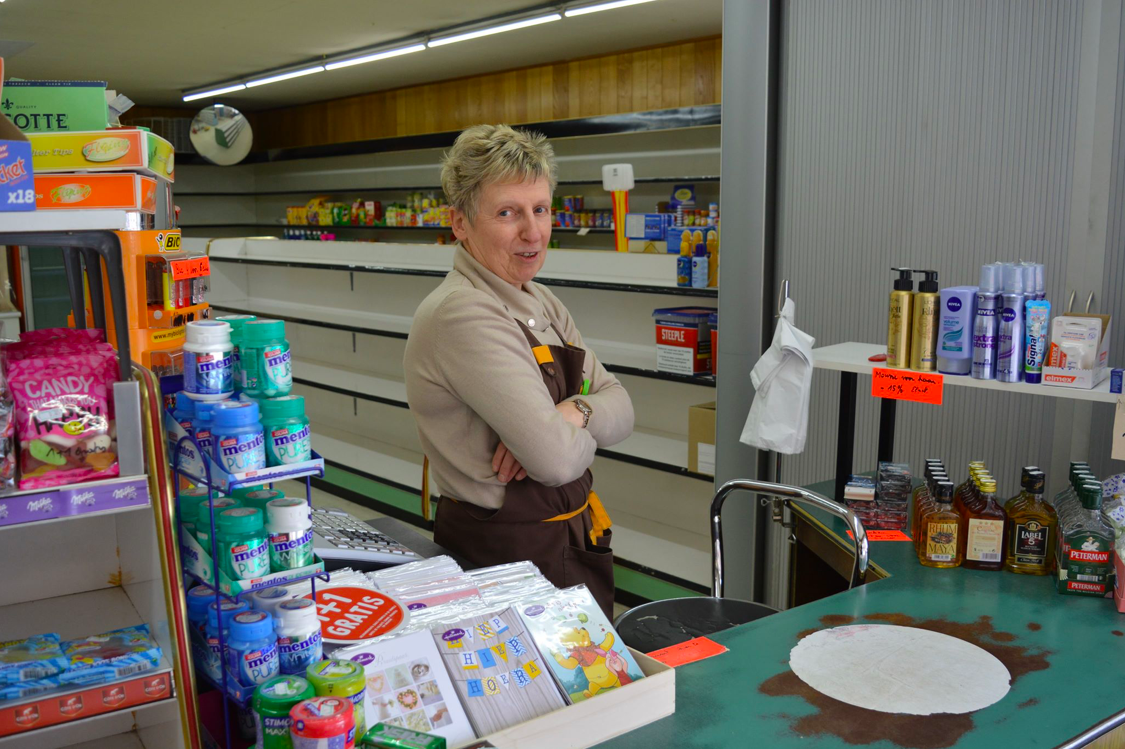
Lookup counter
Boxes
[368,488,1125,749]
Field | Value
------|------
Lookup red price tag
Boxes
[647,637,728,667]
[871,368,943,405]
[305,585,406,643]
[847,530,912,542]
[169,256,210,281]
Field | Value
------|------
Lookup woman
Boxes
[404,124,634,616]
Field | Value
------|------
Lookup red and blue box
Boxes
[0,113,34,212]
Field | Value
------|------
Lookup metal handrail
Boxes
[711,478,869,598]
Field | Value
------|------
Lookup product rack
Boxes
[0,213,198,748]
[171,433,327,749]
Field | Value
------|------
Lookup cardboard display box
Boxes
[1043,313,1112,390]
[0,63,36,212]
[34,172,156,212]
[688,401,717,476]
[1,79,109,133]
[28,128,175,181]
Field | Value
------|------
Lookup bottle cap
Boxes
[216,314,257,334]
[1002,263,1025,294]
[230,610,274,641]
[1034,263,1045,296]
[306,659,366,692]
[1027,471,1045,494]
[243,319,287,344]
[276,598,318,629]
[936,480,955,502]
[978,263,1002,293]
[187,585,221,620]
[254,675,315,715]
[1020,263,1036,297]
[212,400,261,429]
[290,697,354,739]
[918,269,939,293]
[196,496,239,527]
[208,599,250,629]
[193,399,222,424]
[892,267,914,292]
[979,480,997,494]
[217,506,264,535]
[267,498,311,529]
[261,395,306,421]
[185,320,232,346]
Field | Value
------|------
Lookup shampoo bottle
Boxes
[677,231,692,287]
[887,268,914,369]
[997,263,1025,383]
[691,231,708,288]
[910,270,940,371]
[937,285,978,375]
[972,263,1002,380]
[706,229,719,288]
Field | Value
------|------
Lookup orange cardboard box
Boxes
[34,172,156,213]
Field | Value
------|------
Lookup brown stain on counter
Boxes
[1113,630,1123,637]
[760,612,1052,748]
[1027,622,1041,631]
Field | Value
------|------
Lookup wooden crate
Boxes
[467,649,675,749]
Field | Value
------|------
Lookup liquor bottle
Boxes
[962,479,1005,571]
[1004,470,1056,575]
[1005,466,1040,513]
[913,468,948,553]
[1056,482,1114,596]
[919,480,963,568]
[954,462,985,515]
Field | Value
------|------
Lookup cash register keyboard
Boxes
[311,507,421,565]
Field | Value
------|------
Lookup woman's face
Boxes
[453,177,552,286]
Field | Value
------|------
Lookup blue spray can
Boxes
[972,263,1001,380]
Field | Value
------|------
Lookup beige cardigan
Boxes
[404,247,635,509]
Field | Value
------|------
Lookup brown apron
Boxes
[434,319,616,618]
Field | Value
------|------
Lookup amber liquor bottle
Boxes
[962,479,1005,571]
[919,480,963,568]
[1004,470,1056,575]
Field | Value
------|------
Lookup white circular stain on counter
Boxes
[789,625,1011,715]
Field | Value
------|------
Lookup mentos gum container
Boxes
[212,401,267,474]
[290,696,356,749]
[261,395,312,466]
[216,507,270,580]
[183,320,234,400]
[254,674,315,749]
[243,319,292,398]
[306,660,367,738]
[227,610,279,687]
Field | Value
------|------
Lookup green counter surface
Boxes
[597,480,1125,749]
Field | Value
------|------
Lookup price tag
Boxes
[169,256,210,281]
[576,227,590,236]
[305,586,406,643]
[1113,396,1125,461]
[847,530,912,542]
[871,368,943,405]
[647,637,729,667]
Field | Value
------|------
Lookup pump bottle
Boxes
[887,268,914,369]
[910,270,940,371]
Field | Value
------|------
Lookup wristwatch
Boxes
[573,399,592,429]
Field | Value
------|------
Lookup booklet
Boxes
[517,585,645,703]
[335,629,475,745]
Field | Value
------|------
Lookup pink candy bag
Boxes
[19,328,106,345]
[6,347,119,489]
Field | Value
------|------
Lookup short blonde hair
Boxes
[441,124,557,224]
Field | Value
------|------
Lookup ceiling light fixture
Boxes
[427,13,562,47]
[565,0,659,16]
[325,43,426,71]
[182,83,247,102]
[246,65,325,88]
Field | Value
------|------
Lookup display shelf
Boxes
[0,475,150,531]
[185,223,615,234]
[0,210,138,233]
[206,238,718,297]
[211,300,716,387]
[813,341,1118,403]
[174,176,722,197]
[311,427,435,499]
[597,428,712,482]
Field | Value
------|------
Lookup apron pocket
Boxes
[563,543,615,616]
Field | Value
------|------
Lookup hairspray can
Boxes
[972,263,1001,380]
[997,263,1025,383]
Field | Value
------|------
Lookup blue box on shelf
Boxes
[624,213,673,241]
[1112,368,1123,394]
[0,112,35,213]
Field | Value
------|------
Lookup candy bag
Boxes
[7,348,118,489]
[18,328,106,345]
[0,633,68,686]
[58,624,162,686]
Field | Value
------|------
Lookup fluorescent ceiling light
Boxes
[325,43,426,71]
[183,83,246,102]
[565,0,659,16]
[427,13,562,47]
[246,65,324,87]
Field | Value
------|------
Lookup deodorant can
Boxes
[996,264,1025,383]
[972,263,1001,380]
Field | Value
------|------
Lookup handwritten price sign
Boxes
[871,368,944,405]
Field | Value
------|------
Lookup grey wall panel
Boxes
[777,0,1086,495]
[1090,4,1125,480]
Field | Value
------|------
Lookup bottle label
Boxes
[1013,520,1048,565]
[267,423,311,466]
[277,628,323,674]
[269,528,314,571]
[227,537,269,579]
[184,350,233,395]
[925,521,958,562]
[941,321,965,353]
[230,641,278,686]
[261,345,292,394]
[966,518,1003,562]
[216,432,266,473]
